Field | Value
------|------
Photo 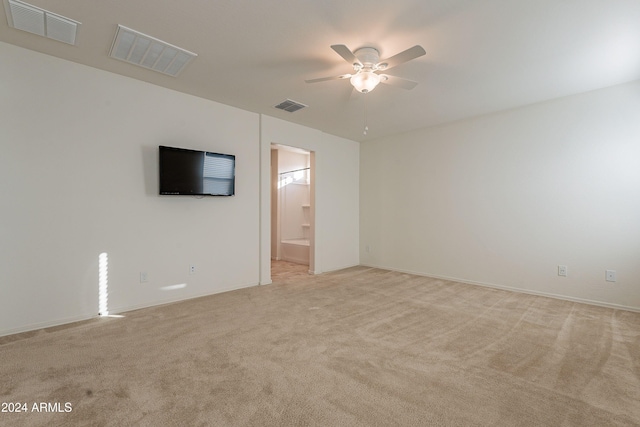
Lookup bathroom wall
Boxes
[278,149,311,243]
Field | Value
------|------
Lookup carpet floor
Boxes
[1,264,639,426]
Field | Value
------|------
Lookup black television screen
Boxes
[159,146,235,196]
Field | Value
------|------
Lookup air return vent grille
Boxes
[109,25,197,77]
[4,0,80,45]
[274,99,308,113]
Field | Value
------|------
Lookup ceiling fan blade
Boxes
[305,74,352,84]
[378,45,426,70]
[331,45,362,66]
[379,74,418,90]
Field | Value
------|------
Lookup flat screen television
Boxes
[159,145,235,196]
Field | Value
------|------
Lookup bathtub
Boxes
[280,238,310,265]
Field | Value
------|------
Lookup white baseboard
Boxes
[0,313,96,338]
[106,282,259,316]
[0,282,259,338]
[360,263,640,313]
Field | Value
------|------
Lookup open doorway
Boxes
[270,144,315,280]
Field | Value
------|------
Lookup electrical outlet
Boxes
[605,270,616,282]
[140,272,148,283]
[189,265,196,275]
[558,265,567,277]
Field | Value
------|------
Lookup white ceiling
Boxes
[2,0,640,142]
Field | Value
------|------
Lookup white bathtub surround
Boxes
[281,238,310,265]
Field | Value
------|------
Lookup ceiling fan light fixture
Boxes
[350,71,381,93]
[306,44,425,94]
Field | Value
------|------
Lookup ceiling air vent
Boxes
[109,25,197,77]
[4,0,80,45]
[274,99,308,113]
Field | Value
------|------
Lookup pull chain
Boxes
[363,94,369,135]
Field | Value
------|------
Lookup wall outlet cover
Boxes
[558,265,567,277]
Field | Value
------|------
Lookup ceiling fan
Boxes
[305,44,426,94]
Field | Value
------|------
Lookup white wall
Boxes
[260,117,360,281]
[361,81,640,311]
[0,42,260,335]
[1,42,361,336]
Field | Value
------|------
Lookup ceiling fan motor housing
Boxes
[353,47,380,69]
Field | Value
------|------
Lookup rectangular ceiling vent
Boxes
[109,25,197,77]
[274,99,308,113]
[4,0,80,45]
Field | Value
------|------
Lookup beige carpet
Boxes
[1,264,639,426]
